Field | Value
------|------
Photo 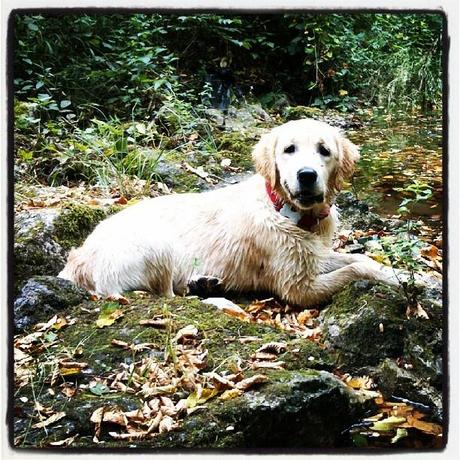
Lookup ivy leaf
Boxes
[89,382,110,396]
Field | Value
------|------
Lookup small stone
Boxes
[346,243,365,254]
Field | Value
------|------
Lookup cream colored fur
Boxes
[59,118,401,306]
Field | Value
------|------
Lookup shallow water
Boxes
[347,111,443,229]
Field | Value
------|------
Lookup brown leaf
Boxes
[139,318,170,329]
[250,361,285,370]
[404,414,443,435]
[59,359,88,369]
[107,295,130,305]
[174,325,199,343]
[102,409,128,427]
[205,372,235,389]
[61,385,77,398]
[49,435,78,446]
[237,336,262,344]
[235,374,269,390]
[111,339,130,348]
[219,388,243,400]
[344,375,375,390]
[251,351,278,361]
[32,412,66,429]
[159,415,176,434]
[257,342,287,354]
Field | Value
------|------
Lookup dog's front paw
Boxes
[187,275,224,297]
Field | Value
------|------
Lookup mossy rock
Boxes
[137,370,374,449]
[321,281,408,369]
[14,275,89,332]
[283,105,323,121]
[374,359,443,421]
[14,210,67,293]
[321,281,442,380]
[320,280,443,417]
[53,203,109,250]
[14,204,115,292]
[13,295,348,448]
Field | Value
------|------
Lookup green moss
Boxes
[216,131,259,170]
[53,203,108,250]
[321,281,408,369]
[283,105,323,121]
[14,220,65,293]
[14,293,342,448]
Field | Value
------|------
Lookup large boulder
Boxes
[320,280,443,419]
[147,370,374,449]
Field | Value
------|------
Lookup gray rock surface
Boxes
[14,275,89,332]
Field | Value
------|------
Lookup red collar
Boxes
[265,182,330,231]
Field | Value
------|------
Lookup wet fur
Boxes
[59,119,400,306]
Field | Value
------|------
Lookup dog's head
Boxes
[252,118,360,210]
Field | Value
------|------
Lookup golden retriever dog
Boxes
[59,118,402,306]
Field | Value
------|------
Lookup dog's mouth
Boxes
[284,183,324,208]
[293,192,324,207]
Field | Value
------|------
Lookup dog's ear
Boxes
[252,130,278,187]
[328,137,360,196]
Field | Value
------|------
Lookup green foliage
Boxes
[394,180,433,215]
[381,179,434,304]
[14,13,443,121]
[13,13,443,190]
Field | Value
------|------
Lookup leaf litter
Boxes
[337,371,443,446]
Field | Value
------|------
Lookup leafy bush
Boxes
[14,13,443,121]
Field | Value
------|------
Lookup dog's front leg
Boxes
[287,260,401,307]
[318,251,389,274]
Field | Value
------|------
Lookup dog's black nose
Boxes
[297,168,318,187]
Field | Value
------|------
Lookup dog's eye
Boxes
[284,144,296,154]
[318,144,331,157]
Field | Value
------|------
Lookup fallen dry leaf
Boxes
[297,310,318,326]
[371,415,407,432]
[61,385,77,398]
[219,388,243,400]
[115,196,128,205]
[107,295,130,305]
[139,318,170,328]
[159,415,176,433]
[59,359,88,369]
[235,374,269,391]
[257,342,287,355]
[111,339,130,348]
[32,412,66,429]
[96,308,124,328]
[174,325,199,343]
[49,435,78,446]
[251,361,285,370]
[251,351,278,361]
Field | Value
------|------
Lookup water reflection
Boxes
[347,111,443,230]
